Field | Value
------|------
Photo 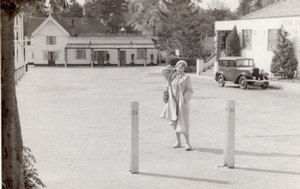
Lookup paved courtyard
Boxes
[17,66,300,189]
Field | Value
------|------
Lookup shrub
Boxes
[270,27,298,79]
[225,26,241,56]
[23,146,46,189]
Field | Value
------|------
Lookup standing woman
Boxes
[160,60,193,151]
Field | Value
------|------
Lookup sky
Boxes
[75,0,240,11]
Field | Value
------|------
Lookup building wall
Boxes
[67,48,92,65]
[14,14,27,82]
[31,20,69,65]
[215,16,300,74]
[28,20,158,66]
[14,14,26,69]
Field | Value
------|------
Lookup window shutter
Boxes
[55,51,59,60]
[43,52,48,60]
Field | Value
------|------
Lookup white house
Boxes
[215,0,300,77]
[14,13,27,82]
[25,14,158,67]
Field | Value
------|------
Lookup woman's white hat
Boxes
[175,60,188,68]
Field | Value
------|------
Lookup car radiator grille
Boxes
[253,68,259,78]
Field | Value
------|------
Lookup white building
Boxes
[14,13,27,82]
[25,14,158,67]
[215,0,300,77]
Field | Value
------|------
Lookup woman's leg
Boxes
[173,132,181,148]
[184,134,192,150]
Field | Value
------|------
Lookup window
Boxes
[46,36,56,45]
[242,30,252,49]
[137,49,146,60]
[228,60,236,67]
[76,49,86,59]
[220,60,228,67]
[268,29,279,51]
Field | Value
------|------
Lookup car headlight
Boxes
[250,69,254,74]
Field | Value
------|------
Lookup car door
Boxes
[222,60,230,80]
[227,60,238,81]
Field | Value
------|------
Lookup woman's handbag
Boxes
[163,87,169,103]
[163,73,176,104]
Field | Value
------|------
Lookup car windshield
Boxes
[236,59,254,67]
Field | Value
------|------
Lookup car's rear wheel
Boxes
[218,74,225,87]
[239,76,247,89]
[261,76,269,89]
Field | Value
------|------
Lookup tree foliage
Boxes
[125,0,160,36]
[237,0,263,17]
[59,0,83,17]
[86,0,129,34]
[270,27,298,79]
[225,26,241,56]
[157,0,214,58]
[206,8,238,22]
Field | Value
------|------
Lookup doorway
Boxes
[120,51,126,66]
[94,51,108,65]
[48,52,56,66]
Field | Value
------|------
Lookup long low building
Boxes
[215,0,300,77]
[24,13,158,67]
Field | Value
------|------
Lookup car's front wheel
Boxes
[239,76,248,89]
[218,74,225,87]
[261,76,269,89]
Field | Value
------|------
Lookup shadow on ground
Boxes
[138,172,230,185]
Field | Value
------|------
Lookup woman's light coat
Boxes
[160,65,193,134]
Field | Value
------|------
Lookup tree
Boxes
[86,0,129,34]
[237,0,263,17]
[1,0,67,188]
[59,0,83,17]
[225,26,241,56]
[157,0,214,58]
[125,0,160,36]
[270,27,298,79]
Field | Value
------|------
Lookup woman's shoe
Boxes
[185,144,192,151]
[173,142,181,148]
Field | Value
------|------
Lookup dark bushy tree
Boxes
[59,0,83,17]
[237,0,263,17]
[86,0,129,34]
[206,8,238,22]
[270,27,298,79]
[157,0,214,58]
[225,26,241,56]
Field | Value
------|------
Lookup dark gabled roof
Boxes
[243,0,300,20]
[25,15,107,37]
[52,15,107,36]
[24,17,47,37]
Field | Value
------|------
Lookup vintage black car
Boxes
[215,57,269,89]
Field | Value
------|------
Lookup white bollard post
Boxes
[224,99,235,168]
[130,101,139,174]
[196,59,204,75]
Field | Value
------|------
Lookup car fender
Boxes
[234,72,250,83]
[215,71,227,81]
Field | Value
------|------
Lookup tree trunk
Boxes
[1,12,25,189]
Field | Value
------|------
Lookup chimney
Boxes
[71,19,75,37]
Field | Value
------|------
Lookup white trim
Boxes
[32,16,70,37]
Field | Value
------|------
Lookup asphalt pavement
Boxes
[17,66,300,189]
